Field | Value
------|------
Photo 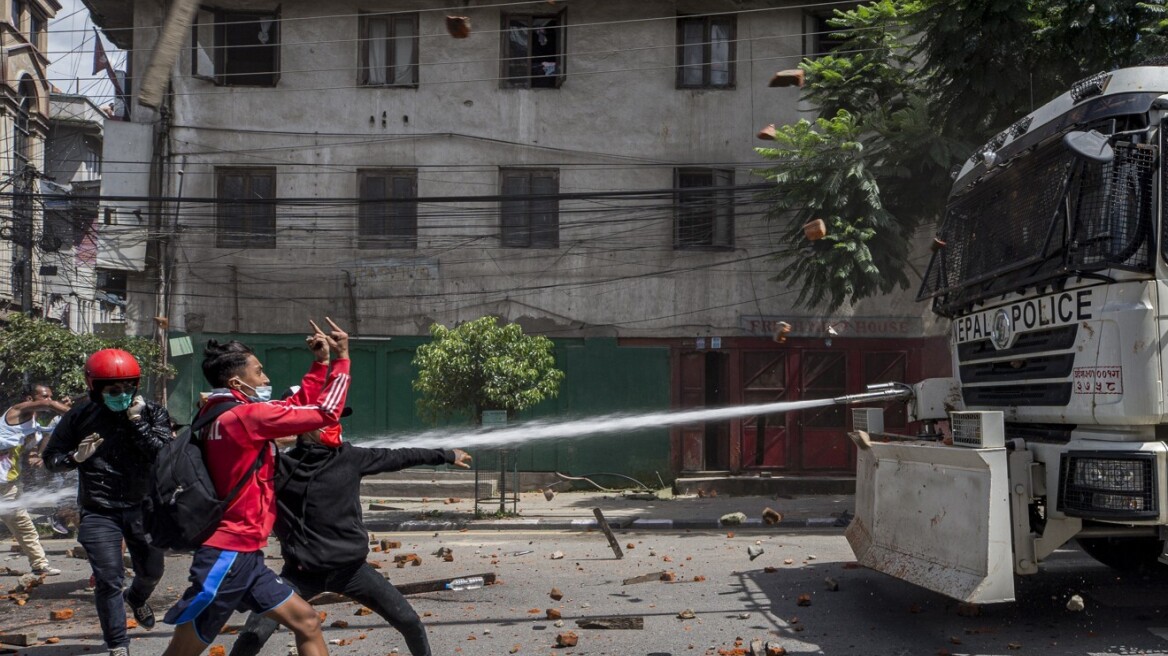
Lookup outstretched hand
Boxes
[450,448,473,469]
[309,317,350,360]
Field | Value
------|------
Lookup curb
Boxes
[363,516,850,532]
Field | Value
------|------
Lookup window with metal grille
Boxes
[358,169,417,249]
[919,137,1155,316]
[501,11,565,88]
[500,169,558,248]
[677,15,735,89]
[359,12,418,86]
[675,168,734,249]
[216,168,276,248]
[193,9,280,86]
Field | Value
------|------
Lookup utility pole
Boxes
[14,164,34,314]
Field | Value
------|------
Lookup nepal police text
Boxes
[955,291,1093,343]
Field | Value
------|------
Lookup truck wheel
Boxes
[1077,537,1168,573]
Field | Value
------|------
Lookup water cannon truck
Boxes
[845,65,1168,603]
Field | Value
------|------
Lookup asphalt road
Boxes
[4,530,1168,655]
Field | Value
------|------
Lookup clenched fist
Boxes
[127,395,147,421]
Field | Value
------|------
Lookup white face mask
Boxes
[232,379,272,402]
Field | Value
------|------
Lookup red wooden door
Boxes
[798,350,851,470]
[678,351,706,472]
[740,350,790,469]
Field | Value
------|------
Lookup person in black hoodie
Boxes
[229,396,471,656]
[42,349,172,656]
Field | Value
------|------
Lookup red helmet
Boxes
[84,349,141,389]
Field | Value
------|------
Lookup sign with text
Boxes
[1073,367,1123,395]
[740,316,924,339]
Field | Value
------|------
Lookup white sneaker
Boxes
[33,566,61,576]
[109,647,129,656]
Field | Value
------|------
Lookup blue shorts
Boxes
[163,547,294,643]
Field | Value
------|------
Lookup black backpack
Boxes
[146,400,264,550]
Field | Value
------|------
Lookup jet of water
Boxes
[0,487,74,512]
[361,397,842,451]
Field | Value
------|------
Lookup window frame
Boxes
[215,167,277,249]
[28,9,43,48]
[10,0,20,33]
[499,168,560,248]
[674,167,735,250]
[358,11,419,87]
[356,168,418,249]
[802,3,859,59]
[192,7,281,87]
[499,9,566,89]
[676,14,737,89]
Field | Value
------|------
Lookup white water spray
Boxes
[0,487,74,512]
[362,397,845,451]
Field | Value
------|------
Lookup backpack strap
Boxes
[190,399,265,506]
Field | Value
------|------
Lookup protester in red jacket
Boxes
[161,319,351,656]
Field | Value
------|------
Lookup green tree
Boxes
[758,0,1168,311]
[0,314,172,402]
[412,316,565,424]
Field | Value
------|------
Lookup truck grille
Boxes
[958,325,1078,407]
[963,383,1073,406]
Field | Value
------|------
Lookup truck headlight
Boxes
[1059,452,1157,520]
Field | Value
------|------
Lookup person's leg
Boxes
[229,569,320,656]
[121,506,164,627]
[340,564,431,656]
[161,622,209,656]
[0,482,50,572]
[262,594,328,656]
[77,510,130,649]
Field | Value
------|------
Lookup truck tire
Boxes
[1077,536,1168,573]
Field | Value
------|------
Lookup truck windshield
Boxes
[918,136,1156,317]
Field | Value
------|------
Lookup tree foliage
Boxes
[0,314,172,402]
[412,316,564,424]
[758,0,1168,311]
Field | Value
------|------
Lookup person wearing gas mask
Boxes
[42,349,172,656]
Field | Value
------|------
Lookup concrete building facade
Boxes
[85,0,949,478]
[0,0,60,317]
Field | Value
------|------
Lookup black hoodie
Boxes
[274,441,455,570]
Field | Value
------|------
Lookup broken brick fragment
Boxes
[549,587,563,601]
[331,620,349,629]
[445,15,471,38]
[49,608,74,621]
[555,631,578,647]
[796,594,812,607]
[546,608,562,620]
[762,507,783,524]
[355,607,372,616]
[208,646,226,656]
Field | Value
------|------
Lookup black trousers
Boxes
[77,506,164,649]
[228,560,431,656]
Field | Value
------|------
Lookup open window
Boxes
[675,168,734,249]
[803,3,859,58]
[359,12,418,86]
[500,168,559,248]
[677,14,735,89]
[193,7,280,86]
[501,10,565,88]
[357,169,418,249]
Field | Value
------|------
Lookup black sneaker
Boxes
[125,594,155,630]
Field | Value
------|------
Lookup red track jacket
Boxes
[198,359,351,552]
